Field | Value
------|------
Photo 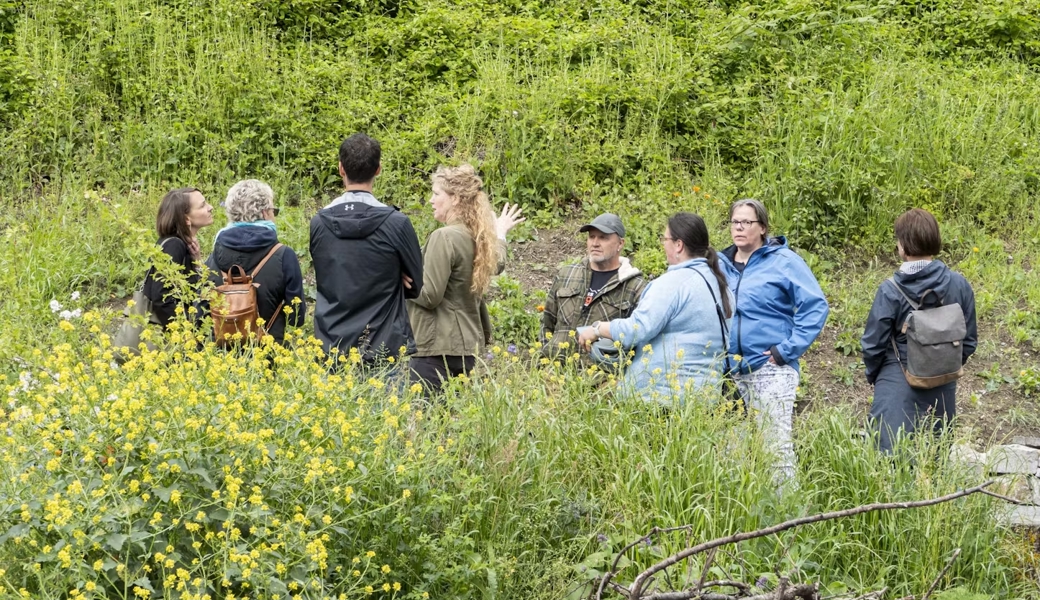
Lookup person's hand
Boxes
[495,203,526,239]
[402,274,413,290]
[576,326,598,353]
[763,350,777,365]
[187,237,201,262]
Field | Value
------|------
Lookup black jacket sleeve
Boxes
[861,283,896,385]
[395,216,424,300]
[281,248,307,327]
[144,238,192,329]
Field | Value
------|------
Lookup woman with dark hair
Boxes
[144,187,214,329]
[578,212,733,405]
[407,164,524,393]
[719,198,829,485]
[861,208,977,452]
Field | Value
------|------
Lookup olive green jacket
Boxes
[408,224,507,357]
[541,256,647,357]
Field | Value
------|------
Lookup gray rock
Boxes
[1012,436,1040,449]
[988,444,1040,475]
[1006,505,1040,527]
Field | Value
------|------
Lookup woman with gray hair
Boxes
[718,199,829,487]
[205,179,306,343]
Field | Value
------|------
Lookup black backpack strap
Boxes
[692,268,732,376]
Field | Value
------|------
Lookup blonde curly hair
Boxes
[432,164,497,295]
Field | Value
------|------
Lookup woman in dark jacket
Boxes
[206,179,306,343]
[861,208,977,453]
[144,187,214,329]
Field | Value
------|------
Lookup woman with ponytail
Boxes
[407,164,525,392]
[578,212,733,405]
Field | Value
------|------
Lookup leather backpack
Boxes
[211,243,283,347]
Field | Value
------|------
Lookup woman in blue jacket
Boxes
[861,208,976,453]
[578,212,733,406]
[719,199,829,485]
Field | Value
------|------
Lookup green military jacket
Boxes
[408,224,506,357]
[541,257,647,358]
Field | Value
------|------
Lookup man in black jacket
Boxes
[310,133,424,364]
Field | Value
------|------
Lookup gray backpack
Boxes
[887,277,966,389]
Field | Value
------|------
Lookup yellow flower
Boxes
[381,564,391,574]
[402,489,411,498]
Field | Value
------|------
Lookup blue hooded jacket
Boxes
[608,258,733,404]
[719,237,829,374]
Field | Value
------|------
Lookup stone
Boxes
[991,475,1034,503]
[1012,436,1040,449]
[1006,505,1040,527]
[988,444,1040,475]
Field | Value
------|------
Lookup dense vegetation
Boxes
[2,0,1040,598]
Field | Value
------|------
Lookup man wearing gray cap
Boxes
[541,213,647,359]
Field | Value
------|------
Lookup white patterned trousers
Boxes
[734,363,799,486]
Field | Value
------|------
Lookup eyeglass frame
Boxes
[728,219,760,229]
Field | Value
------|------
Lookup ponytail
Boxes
[704,247,732,318]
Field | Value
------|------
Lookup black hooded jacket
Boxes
[309,194,423,362]
[205,226,306,342]
[861,260,977,385]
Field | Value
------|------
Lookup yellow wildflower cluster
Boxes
[0,315,441,598]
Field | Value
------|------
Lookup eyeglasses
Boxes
[729,219,760,229]
[658,235,676,242]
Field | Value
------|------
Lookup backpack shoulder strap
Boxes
[886,277,920,310]
[251,243,284,278]
[691,267,732,374]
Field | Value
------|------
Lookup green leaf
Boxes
[105,532,128,552]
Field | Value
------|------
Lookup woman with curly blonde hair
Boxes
[407,164,525,392]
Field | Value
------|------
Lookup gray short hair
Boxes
[729,198,770,240]
[224,179,275,223]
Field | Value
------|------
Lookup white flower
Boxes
[71,308,82,318]
[70,291,80,301]
[59,310,73,320]
[49,299,62,313]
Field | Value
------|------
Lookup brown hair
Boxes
[667,212,732,318]
[894,208,941,257]
[432,165,497,295]
[156,187,199,244]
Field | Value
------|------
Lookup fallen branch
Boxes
[979,488,1031,506]
[621,481,995,599]
[921,548,961,600]
[642,583,818,600]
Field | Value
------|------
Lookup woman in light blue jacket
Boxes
[578,212,733,405]
[718,199,829,486]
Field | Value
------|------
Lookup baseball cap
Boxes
[579,213,625,238]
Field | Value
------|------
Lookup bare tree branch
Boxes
[641,583,819,600]
[695,548,718,591]
[595,526,693,600]
[626,481,994,599]
[921,548,961,600]
[979,488,1031,506]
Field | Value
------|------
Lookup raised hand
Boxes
[495,203,526,239]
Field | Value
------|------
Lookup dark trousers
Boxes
[409,355,476,395]
[869,360,956,453]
